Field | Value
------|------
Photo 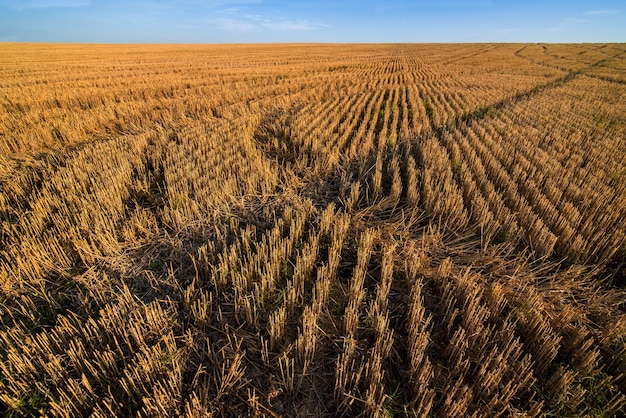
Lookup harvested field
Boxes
[1,43,626,417]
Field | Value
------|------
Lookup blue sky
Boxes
[0,0,624,43]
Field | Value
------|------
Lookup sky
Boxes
[0,0,624,43]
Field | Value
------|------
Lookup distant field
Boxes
[1,43,625,417]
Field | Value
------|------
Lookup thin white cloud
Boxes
[586,10,619,15]
[494,28,518,36]
[213,17,257,31]
[261,19,327,31]
[409,0,492,6]
[210,11,327,32]
[2,0,90,9]
[245,13,264,21]
[547,17,588,33]
[546,9,618,34]
[564,17,589,24]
